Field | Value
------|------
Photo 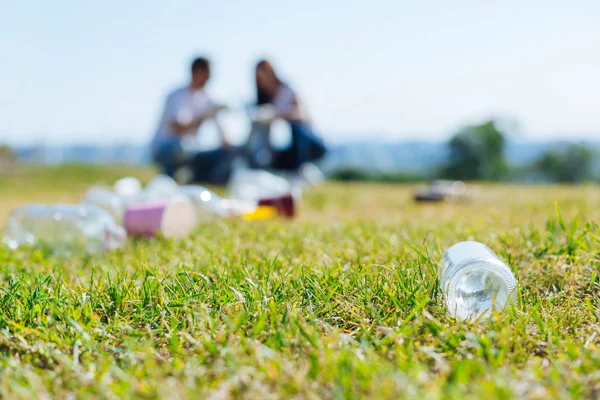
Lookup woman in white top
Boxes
[250,59,326,170]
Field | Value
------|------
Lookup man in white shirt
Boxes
[151,57,232,182]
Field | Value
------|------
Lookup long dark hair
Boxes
[255,59,283,105]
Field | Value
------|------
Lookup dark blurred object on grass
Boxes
[414,180,467,203]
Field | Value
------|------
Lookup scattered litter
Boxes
[258,193,296,219]
[241,206,278,221]
[2,204,126,254]
[143,174,181,201]
[439,241,517,321]
[82,185,124,223]
[113,176,142,200]
[179,185,227,218]
[124,196,197,239]
[228,169,298,218]
[2,165,319,253]
[414,180,466,203]
[228,169,292,202]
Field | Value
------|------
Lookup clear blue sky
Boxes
[0,0,598,145]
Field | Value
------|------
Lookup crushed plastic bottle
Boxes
[440,241,517,321]
[2,204,126,254]
[82,185,124,223]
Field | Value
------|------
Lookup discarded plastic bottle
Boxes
[219,198,264,217]
[143,174,180,201]
[228,169,292,203]
[2,204,126,254]
[82,185,124,223]
[439,241,517,321]
[179,185,225,218]
[228,169,296,218]
[113,176,142,201]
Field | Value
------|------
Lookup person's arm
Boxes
[169,107,222,136]
[214,116,231,147]
[276,93,306,122]
[277,107,304,122]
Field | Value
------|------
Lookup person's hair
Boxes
[256,59,282,105]
[191,57,210,74]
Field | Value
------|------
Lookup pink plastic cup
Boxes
[123,197,197,238]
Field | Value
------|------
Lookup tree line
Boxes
[331,120,597,183]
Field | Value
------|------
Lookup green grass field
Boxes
[1,165,600,399]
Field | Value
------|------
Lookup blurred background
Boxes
[1,0,598,183]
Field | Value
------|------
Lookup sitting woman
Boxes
[247,59,326,171]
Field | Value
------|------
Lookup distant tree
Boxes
[328,168,425,183]
[441,120,508,181]
[0,144,20,173]
[532,144,596,183]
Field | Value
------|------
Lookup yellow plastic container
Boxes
[241,206,278,221]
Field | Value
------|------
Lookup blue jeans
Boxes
[272,122,327,171]
[152,139,237,184]
[152,140,187,177]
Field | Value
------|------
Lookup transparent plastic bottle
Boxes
[113,176,142,201]
[2,204,126,254]
[82,185,124,223]
[228,169,291,203]
[439,241,517,321]
[143,175,180,201]
[179,185,226,219]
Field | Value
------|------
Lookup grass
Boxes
[1,165,600,399]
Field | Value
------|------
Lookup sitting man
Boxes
[150,56,234,184]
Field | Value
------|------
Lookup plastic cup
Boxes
[123,197,197,238]
[258,194,296,218]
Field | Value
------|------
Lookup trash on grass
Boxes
[123,196,197,239]
[8,165,312,254]
[113,176,142,201]
[414,180,466,203]
[228,169,297,218]
[82,185,124,223]
[178,185,226,219]
[2,204,126,254]
[439,241,517,321]
[241,205,278,221]
[143,174,181,201]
